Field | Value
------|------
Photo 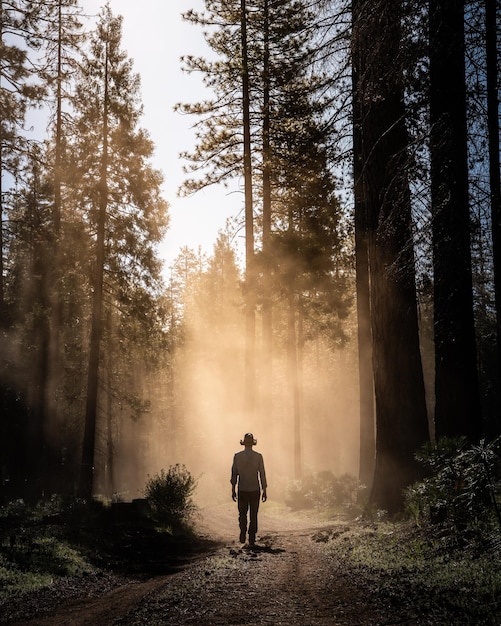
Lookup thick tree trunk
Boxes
[0,141,5,500]
[0,0,4,323]
[0,157,4,327]
[485,0,501,436]
[355,212,375,487]
[429,0,481,441]
[353,0,429,513]
[352,2,375,488]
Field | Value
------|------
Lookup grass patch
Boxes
[0,558,54,599]
[0,493,213,606]
[0,501,96,601]
[323,521,501,624]
[0,538,95,600]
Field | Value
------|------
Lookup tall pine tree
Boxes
[71,5,168,498]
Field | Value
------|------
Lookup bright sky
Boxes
[81,0,244,272]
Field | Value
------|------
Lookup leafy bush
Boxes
[143,465,197,530]
[285,471,365,515]
[405,436,501,532]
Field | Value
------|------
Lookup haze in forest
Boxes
[69,1,362,501]
[2,0,499,518]
[112,240,360,505]
[143,282,361,505]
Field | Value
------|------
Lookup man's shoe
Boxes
[249,535,256,547]
[239,531,246,543]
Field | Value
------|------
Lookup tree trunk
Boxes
[0,153,4,328]
[105,315,115,499]
[42,0,65,496]
[78,41,110,499]
[241,0,256,417]
[355,210,375,488]
[79,185,106,498]
[352,1,375,488]
[353,0,430,513]
[288,287,301,480]
[429,0,481,441]
[296,299,305,479]
[261,0,273,421]
[0,0,5,323]
[0,129,5,498]
[30,218,51,502]
[485,0,501,437]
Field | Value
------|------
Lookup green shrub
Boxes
[143,465,197,530]
[405,436,501,532]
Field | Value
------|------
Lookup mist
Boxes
[0,0,360,507]
[130,246,361,508]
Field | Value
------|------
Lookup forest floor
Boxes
[1,502,501,625]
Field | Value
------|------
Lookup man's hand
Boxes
[232,490,237,502]
[262,489,267,502]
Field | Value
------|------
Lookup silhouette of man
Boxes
[231,433,267,546]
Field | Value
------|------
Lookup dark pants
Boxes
[238,490,260,541]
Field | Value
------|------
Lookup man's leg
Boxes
[237,491,249,542]
[248,491,260,545]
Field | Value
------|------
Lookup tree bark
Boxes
[261,0,273,421]
[241,0,256,417]
[42,0,65,496]
[485,0,501,436]
[288,287,302,480]
[0,0,6,324]
[352,0,375,488]
[429,0,481,441]
[78,40,110,499]
[105,308,115,499]
[353,0,430,512]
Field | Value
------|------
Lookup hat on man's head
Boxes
[240,433,257,446]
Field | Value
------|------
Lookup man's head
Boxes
[240,433,257,447]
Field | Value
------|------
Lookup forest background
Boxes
[1,0,500,515]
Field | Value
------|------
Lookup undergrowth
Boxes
[288,440,501,623]
[0,465,202,602]
[0,498,96,601]
[285,471,366,516]
[322,521,501,624]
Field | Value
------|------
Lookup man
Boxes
[231,433,267,546]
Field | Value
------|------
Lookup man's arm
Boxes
[230,454,238,501]
[259,454,267,502]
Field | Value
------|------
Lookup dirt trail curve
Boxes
[7,504,405,626]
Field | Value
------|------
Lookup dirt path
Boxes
[6,504,407,626]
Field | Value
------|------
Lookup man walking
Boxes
[231,433,267,546]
